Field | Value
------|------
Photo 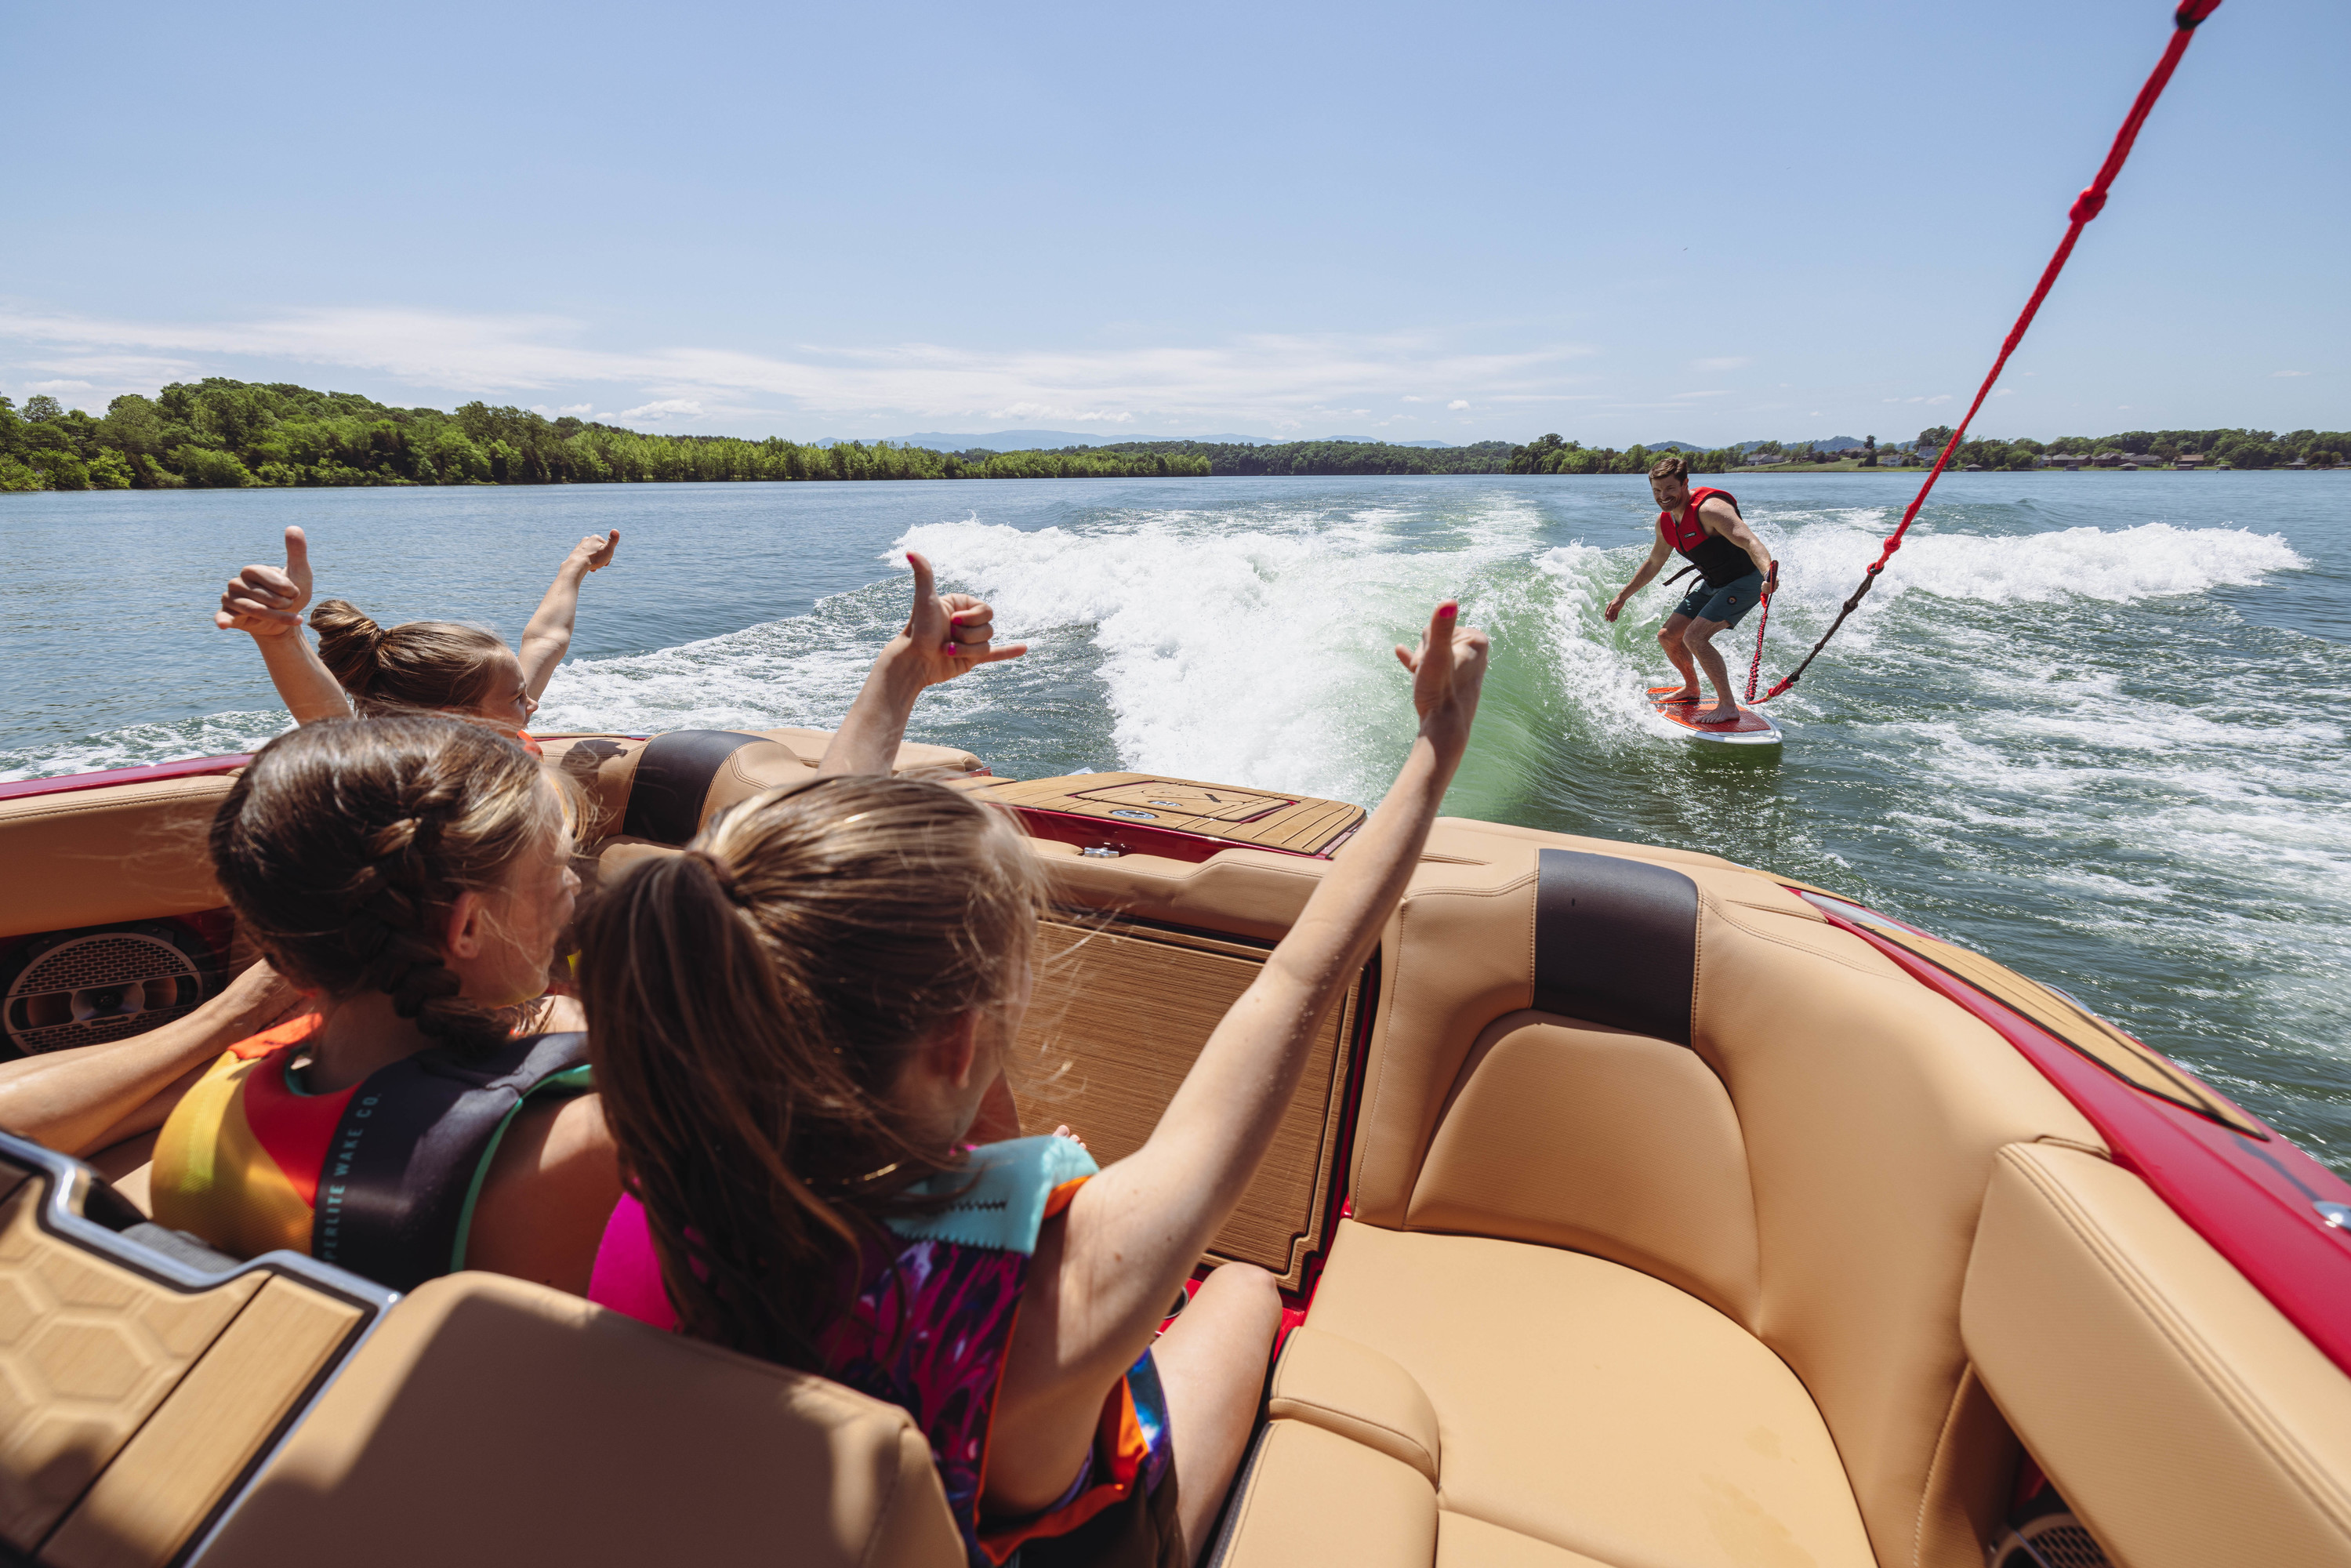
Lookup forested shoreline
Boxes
[0,380,1210,492]
[0,379,2339,492]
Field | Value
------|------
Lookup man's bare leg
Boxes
[1680,617,1741,723]
[1655,615,1702,702]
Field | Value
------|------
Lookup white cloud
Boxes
[1673,390,1730,400]
[1994,386,2016,396]
[529,402,596,418]
[614,398,705,422]
[0,305,1599,427]
[2272,369,2311,378]
[1693,356,1751,372]
[1400,395,1424,403]
[26,379,96,394]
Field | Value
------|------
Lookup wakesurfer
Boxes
[1605,456,1778,725]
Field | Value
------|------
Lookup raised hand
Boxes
[565,530,620,575]
[1393,600,1490,760]
[897,551,1027,688]
[215,525,314,638]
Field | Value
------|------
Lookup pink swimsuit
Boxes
[588,1136,1174,1566]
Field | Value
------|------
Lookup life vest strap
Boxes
[314,1031,590,1290]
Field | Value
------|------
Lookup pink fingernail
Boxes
[1439,604,1458,618]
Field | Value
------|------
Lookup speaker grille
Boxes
[2,924,221,1056]
[1992,1515,2112,1568]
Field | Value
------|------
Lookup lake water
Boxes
[4,473,2346,1170]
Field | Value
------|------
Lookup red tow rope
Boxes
[1758,0,2223,704]
[1744,562,1777,704]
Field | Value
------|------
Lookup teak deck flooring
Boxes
[982,773,1364,856]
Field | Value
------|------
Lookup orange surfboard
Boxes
[1645,686,1783,746]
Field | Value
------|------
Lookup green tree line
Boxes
[0,379,1210,492]
[4,379,2338,493]
[1909,423,2349,472]
[1504,435,1753,475]
[1069,438,1518,475]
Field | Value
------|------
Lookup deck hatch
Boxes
[1007,916,1360,1290]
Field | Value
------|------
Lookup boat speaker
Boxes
[0,920,223,1058]
[1989,1512,2111,1568]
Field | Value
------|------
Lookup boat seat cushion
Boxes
[1221,1220,1875,1568]
[201,1271,963,1568]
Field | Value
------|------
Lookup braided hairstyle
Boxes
[579,775,1047,1370]
[310,599,510,714]
[210,715,564,1054]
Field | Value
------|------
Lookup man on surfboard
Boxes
[1605,456,1778,726]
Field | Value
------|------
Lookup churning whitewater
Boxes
[2,473,2343,1169]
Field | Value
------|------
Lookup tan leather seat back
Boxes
[1406,1012,1761,1323]
[1346,825,2106,1568]
[201,1272,963,1568]
[0,775,234,940]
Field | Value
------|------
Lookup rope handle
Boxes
[1757,0,2221,703]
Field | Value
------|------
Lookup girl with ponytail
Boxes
[582,599,1490,1566]
[215,524,622,748]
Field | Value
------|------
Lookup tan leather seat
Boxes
[199,1272,962,1568]
[1217,824,2114,1568]
[1236,1224,1878,1568]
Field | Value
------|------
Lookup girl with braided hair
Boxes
[145,714,622,1291]
[215,524,622,750]
[581,598,1490,1566]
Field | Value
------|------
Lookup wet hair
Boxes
[579,774,1047,1369]
[310,599,510,715]
[209,715,562,1054]
[1649,455,1691,484]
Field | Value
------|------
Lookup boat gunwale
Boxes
[1806,897,2351,1376]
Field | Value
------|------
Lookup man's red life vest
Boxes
[1658,487,1755,587]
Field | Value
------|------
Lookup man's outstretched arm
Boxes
[1605,535,1675,623]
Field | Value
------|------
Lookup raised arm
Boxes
[1605,532,1675,622]
[216,526,354,724]
[517,531,619,699]
[815,552,1025,778]
[1702,495,1776,579]
[0,963,304,1157]
[1002,602,1488,1423]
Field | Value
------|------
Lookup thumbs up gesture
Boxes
[893,551,1027,690]
[215,526,315,638]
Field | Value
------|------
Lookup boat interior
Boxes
[0,726,2347,1568]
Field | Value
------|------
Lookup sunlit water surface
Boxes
[5,473,2346,1168]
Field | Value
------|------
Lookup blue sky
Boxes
[4,0,2342,447]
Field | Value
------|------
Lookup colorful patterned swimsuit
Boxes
[589,1136,1175,1566]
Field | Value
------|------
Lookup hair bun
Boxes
[310,598,386,694]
